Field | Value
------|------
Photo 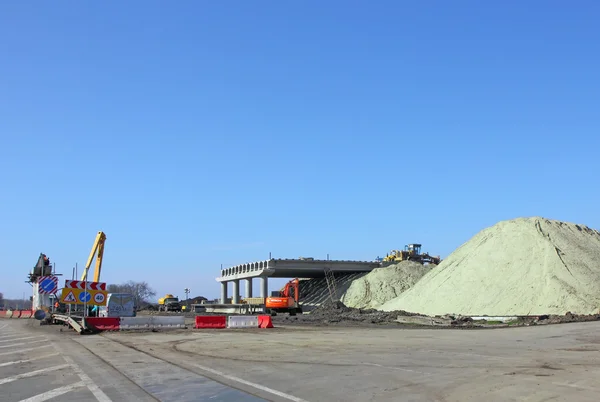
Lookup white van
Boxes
[98,293,136,317]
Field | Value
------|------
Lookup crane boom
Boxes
[80,231,107,282]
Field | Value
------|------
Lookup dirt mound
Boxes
[305,300,417,324]
[544,312,600,324]
[380,217,600,316]
[341,261,430,309]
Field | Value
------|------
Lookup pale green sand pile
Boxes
[341,261,429,309]
[379,217,600,316]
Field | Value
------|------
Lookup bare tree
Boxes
[107,281,156,308]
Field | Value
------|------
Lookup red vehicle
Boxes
[265,278,302,316]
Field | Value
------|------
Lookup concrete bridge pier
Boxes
[260,276,268,298]
[245,278,253,298]
[232,279,240,304]
[220,281,228,304]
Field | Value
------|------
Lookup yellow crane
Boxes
[80,231,107,282]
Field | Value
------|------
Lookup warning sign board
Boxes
[60,288,107,306]
[38,276,59,294]
[62,291,77,303]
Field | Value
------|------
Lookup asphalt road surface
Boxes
[2,318,600,401]
[0,320,265,402]
[108,321,600,402]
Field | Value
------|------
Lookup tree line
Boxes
[0,292,33,310]
[1,282,157,310]
[107,280,156,308]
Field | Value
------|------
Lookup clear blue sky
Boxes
[1,2,599,300]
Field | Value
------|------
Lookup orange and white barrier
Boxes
[0,310,35,319]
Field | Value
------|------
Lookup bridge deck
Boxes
[216,258,380,282]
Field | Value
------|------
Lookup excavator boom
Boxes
[80,231,107,282]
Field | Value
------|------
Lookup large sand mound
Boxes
[379,217,600,315]
[341,261,429,309]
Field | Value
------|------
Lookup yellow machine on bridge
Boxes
[383,244,441,265]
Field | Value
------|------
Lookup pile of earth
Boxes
[272,301,491,327]
[379,217,600,316]
[535,312,600,325]
[285,300,420,325]
[340,261,430,309]
[473,312,600,327]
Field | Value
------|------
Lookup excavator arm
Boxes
[80,231,107,282]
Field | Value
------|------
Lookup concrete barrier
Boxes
[0,311,6,318]
[195,315,227,329]
[10,311,21,318]
[228,315,259,328]
[85,317,121,331]
[151,316,185,329]
[120,317,151,330]
[258,315,274,328]
[120,316,185,330]
[20,311,32,319]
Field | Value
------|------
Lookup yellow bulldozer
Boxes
[382,244,441,265]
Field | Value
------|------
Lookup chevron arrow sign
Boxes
[64,280,106,291]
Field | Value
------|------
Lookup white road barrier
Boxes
[120,317,151,329]
[120,316,185,330]
[227,315,259,328]
[151,316,185,328]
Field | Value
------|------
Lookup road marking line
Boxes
[189,362,309,402]
[62,355,112,402]
[0,335,23,341]
[0,346,43,356]
[0,352,59,368]
[0,363,70,385]
[0,339,47,349]
[0,336,39,343]
[18,381,86,402]
[0,332,20,337]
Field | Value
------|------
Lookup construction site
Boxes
[2,217,600,402]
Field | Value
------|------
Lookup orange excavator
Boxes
[265,278,302,316]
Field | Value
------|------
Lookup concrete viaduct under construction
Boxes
[216,258,380,304]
